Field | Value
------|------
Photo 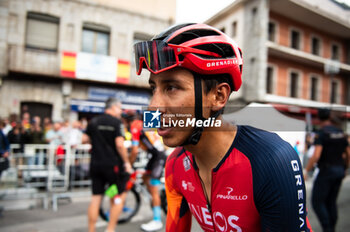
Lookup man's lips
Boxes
[157,127,172,137]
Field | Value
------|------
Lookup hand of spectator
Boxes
[2,151,9,158]
[124,162,133,174]
[303,169,308,181]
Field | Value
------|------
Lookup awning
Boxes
[70,99,145,113]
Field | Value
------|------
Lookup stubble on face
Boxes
[148,68,197,147]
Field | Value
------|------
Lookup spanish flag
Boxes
[117,59,130,84]
[60,51,77,78]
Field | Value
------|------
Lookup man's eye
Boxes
[150,85,156,94]
[166,85,178,92]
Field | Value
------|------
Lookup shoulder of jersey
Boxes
[167,147,185,162]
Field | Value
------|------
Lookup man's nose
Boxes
[148,90,165,112]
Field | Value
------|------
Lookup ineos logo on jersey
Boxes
[188,203,242,232]
[216,187,248,201]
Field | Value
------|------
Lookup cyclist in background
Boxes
[83,97,132,232]
[128,111,167,231]
[134,23,313,231]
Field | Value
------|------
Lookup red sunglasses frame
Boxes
[135,43,222,75]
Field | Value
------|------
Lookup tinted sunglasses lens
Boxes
[134,41,177,73]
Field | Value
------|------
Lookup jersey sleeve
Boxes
[236,127,313,231]
[254,139,313,231]
[314,130,324,146]
[114,119,124,138]
[165,150,192,232]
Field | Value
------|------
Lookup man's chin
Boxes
[159,130,189,148]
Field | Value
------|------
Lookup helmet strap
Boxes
[181,75,224,146]
[181,75,205,146]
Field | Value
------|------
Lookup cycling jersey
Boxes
[165,125,312,232]
[131,120,166,179]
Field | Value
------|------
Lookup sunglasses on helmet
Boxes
[134,40,221,75]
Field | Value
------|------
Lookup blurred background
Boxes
[0,0,349,231]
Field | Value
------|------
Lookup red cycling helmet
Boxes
[134,23,243,91]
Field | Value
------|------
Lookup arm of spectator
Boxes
[129,145,138,165]
[2,131,10,157]
[115,136,132,173]
[345,146,350,170]
[304,145,322,180]
[81,133,90,144]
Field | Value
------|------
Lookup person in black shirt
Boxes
[83,98,132,232]
[304,109,350,232]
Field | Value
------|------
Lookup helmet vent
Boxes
[193,43,235,59]
[169,29,220,45]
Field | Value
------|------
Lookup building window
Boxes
[82,23,110,55]
[232,21,237,37]
[310,76,319,101]
[290,71,299,98]
[290,29,301,50]
[330,80,339,103]
[311,36,320,56]
[266,66,274,94]
[268,22,276,42]
[331,43,340,60]
[25,12,59,51]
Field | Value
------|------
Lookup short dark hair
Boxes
[192,72,233,94]
[318,108,331,121]
[105,97,121,109]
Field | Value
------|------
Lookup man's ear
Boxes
[211,82,231,112]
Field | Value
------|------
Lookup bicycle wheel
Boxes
[99,187,141,224]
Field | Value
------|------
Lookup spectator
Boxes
[1,118,12,136]
[21,112,31,131]
[304,109,350,232]
[82,97,132,232]
[65,121,83,147]
[28,122,45,144]
[45,122,63,146]
[0,121,10,178]
[7,123,27,153]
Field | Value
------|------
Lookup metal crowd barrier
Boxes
[2,143,150,211]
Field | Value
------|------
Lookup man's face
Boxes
[148,68,208,147]
[112,103,122,118]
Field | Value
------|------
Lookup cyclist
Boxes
[83,97,132,232]
[134,23,313,231]
[128,112,167,231]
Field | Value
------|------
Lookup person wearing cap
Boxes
[134,23,312,231]
[304,109,350,232]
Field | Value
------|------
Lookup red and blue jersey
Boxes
[165,125,312,232]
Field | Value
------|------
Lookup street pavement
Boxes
[0,176,350,232]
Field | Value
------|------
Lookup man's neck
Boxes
[184,120,237,171]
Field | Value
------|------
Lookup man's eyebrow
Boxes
[148,77,180,86]
[160,78,180,85]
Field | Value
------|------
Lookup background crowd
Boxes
[0,113,87,153]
